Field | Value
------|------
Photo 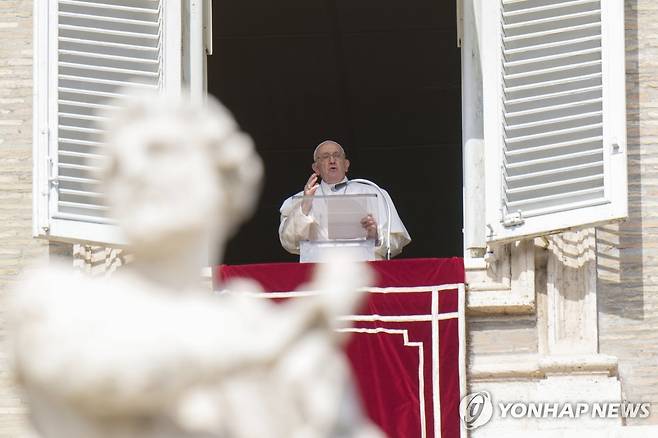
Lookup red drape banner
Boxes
[217,258,464,438]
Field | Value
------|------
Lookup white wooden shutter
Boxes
[34,0,182,245]
[482,0,627,244]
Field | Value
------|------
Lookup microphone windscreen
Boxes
[331,182,348,192]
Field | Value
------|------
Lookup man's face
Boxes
[312,142,350,184]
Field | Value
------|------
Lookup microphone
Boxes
[329,179,392,260]
[331,181,349,192]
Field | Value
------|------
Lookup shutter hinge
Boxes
[486,223,495,239]
[204,0,213,55]
[502,211,525,227]
[456,0,463,48]
[47,156,59,188]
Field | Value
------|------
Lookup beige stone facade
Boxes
[467,0,658,433]
[0,1,46,289]
[0,1,44,436]
[596,0,658,425]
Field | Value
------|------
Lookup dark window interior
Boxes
[208,0,463,264]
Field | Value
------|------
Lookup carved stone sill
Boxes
[470,353,619,381]
[539,354,618,377]
[466,286,535,315]
[465,239,537,315]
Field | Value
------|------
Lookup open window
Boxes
[32,0,203,246]
[463,0,627,313]
[481,0,627,244]
[209,0,464,264]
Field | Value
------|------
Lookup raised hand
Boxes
[302,173,319,215]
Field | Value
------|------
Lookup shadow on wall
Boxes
[596,0,643,321]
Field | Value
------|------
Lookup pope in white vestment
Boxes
[279,140,411,260]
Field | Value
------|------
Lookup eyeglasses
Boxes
[317,152,344,161]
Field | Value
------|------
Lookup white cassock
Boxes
[279,178,411,260]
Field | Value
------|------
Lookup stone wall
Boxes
[469,0,658,428]
[0,2,45,287]
[0,1,44,436]
[596,0,658,425]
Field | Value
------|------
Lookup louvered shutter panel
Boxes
[483,0,627,244]
[34,0,181,245]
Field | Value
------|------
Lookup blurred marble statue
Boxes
[8,93,383,438]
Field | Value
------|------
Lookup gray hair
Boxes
[313,140,346,161]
